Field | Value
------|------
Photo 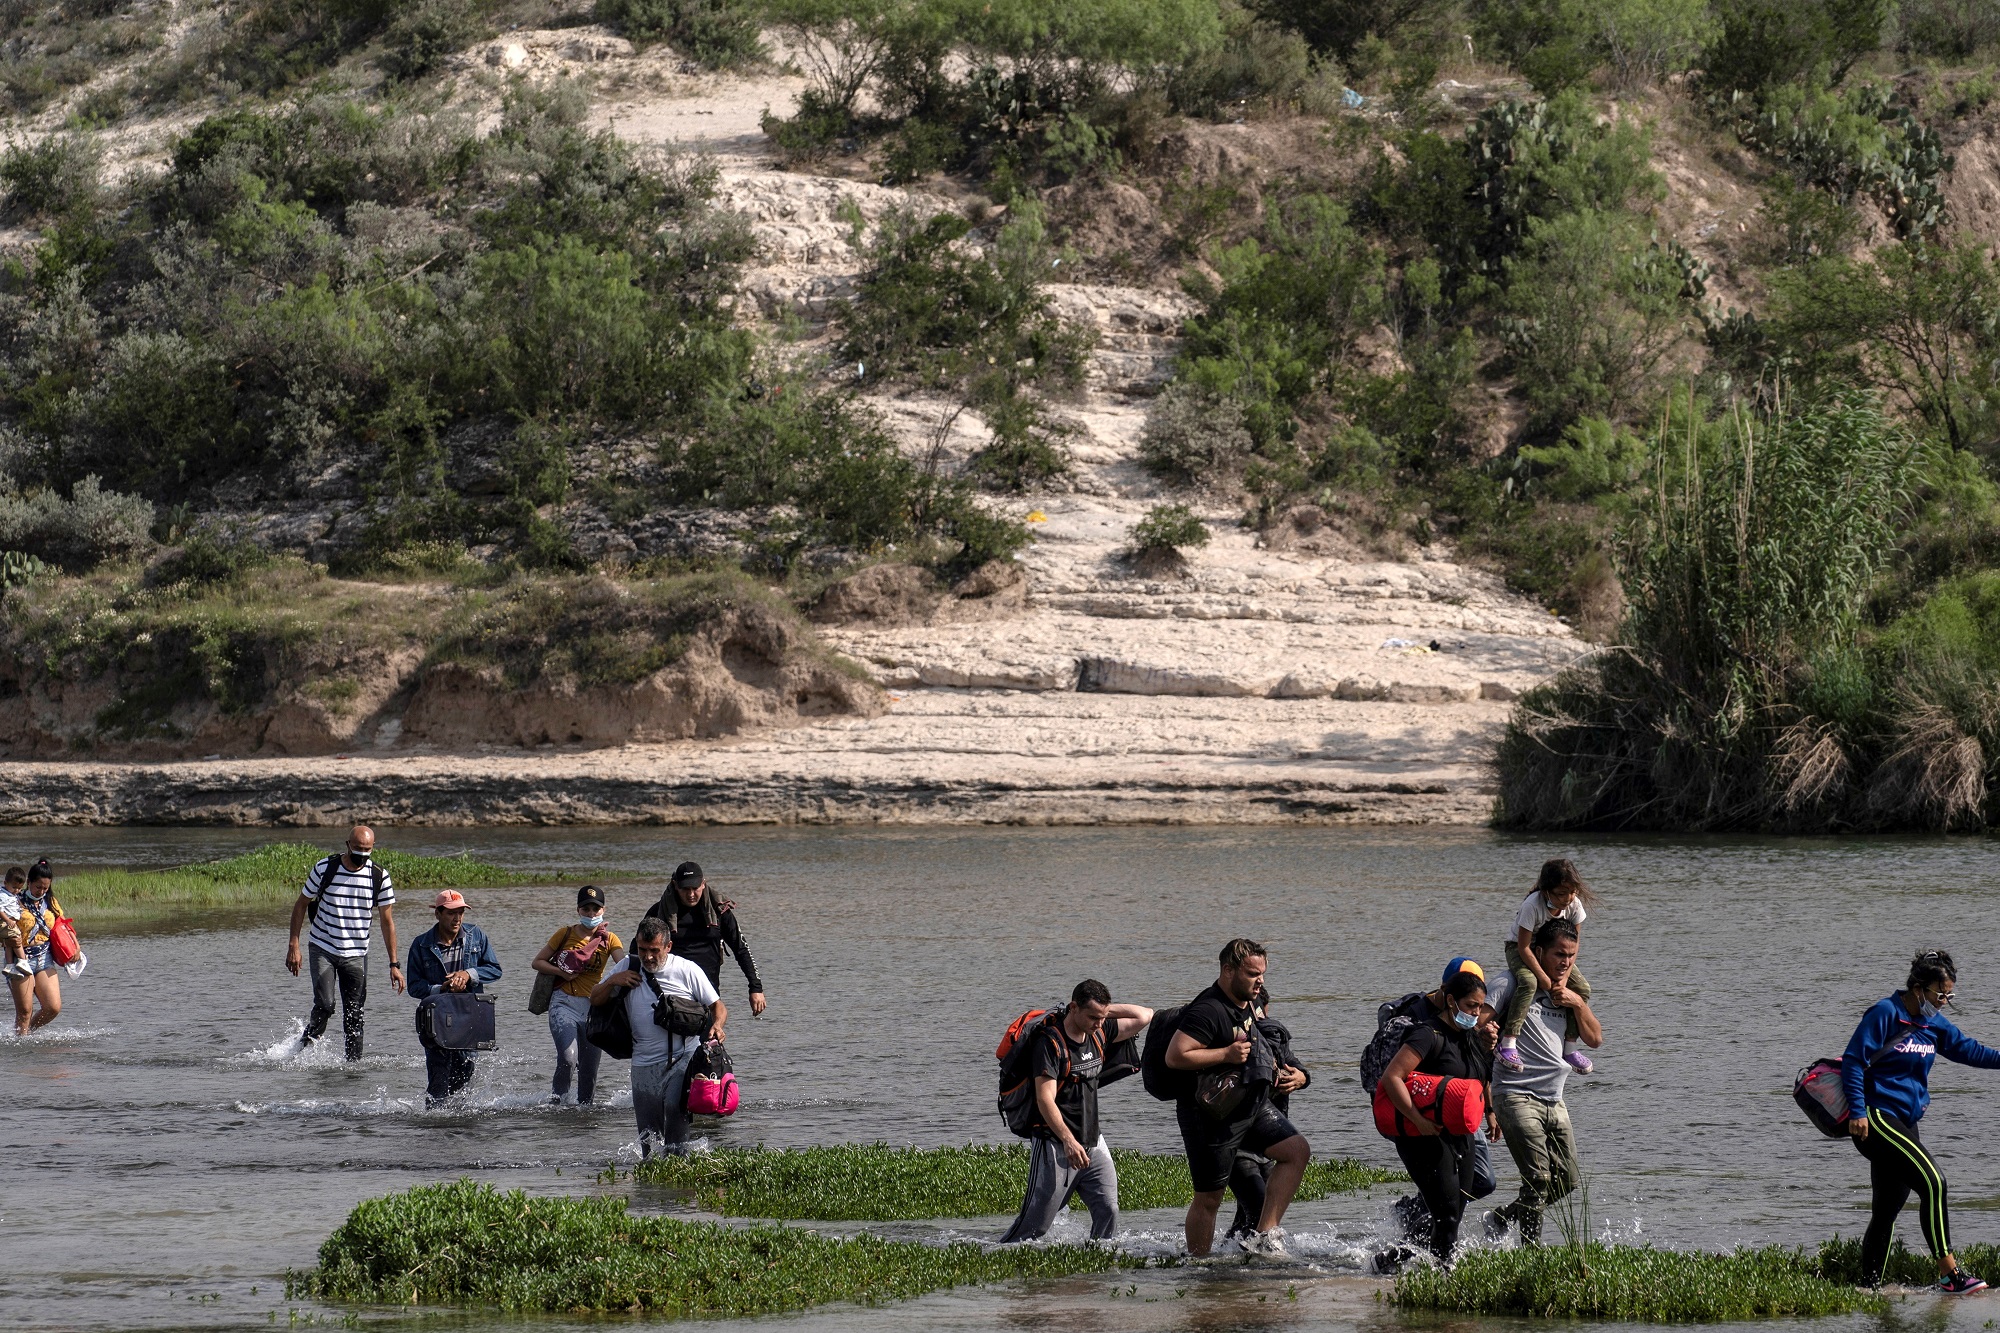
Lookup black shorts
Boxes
[1177,1101,1301,1194]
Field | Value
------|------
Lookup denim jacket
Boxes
[405,923,502,999]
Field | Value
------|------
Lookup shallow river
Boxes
[3,825,1998,1333]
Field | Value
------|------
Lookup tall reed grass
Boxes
[291,1181,1130,1315]
[633,1143,1402,1219]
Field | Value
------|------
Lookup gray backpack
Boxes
[1359,992,1428,1093]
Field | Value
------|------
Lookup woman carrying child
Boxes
[1495,859,1597,1076]
[532,885,624,1106]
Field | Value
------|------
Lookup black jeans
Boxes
[425,1047,476,1105]
[1855,1111,1951,1282]
[1394,1133,1478,1260]
[305,946,368,1061]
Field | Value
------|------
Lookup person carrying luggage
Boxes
[998,981,1154,1244]
[405,891,502,1107]
[590,915,725,1157]
[1841,949,2000,1293]
[1165,938,1312,1260]
[12,860,68,1035]
[1224,984,1309,1242]
[1376,960,1495,1264]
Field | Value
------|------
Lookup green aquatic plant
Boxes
[50,841,585,919]
[634,1143,1402,1219]
[290,1181,1128,1314]
[1394,1241,1888,1320]
[1814,1237,2000,1287]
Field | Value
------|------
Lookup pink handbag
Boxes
[684,1040,739,1116]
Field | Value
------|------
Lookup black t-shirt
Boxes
[1029,1016,1126,1144]
[1399,1011,1492,1082]
[1174,983,1263,1139]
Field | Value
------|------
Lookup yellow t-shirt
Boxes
[545,925,623,997]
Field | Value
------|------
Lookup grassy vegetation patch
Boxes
[51,841,569,917]
[1393,1242,1885,1320]
[634,1143,1402,1220]
[290,1181,1130,1315]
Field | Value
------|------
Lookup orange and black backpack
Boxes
[997,1004,1101,1137]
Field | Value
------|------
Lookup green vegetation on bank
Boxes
[633,1143,1402,1219]
[1396,1236,2000,1319]
[289,1181,1131,1315]
[1393,1241,1884,1320]
[53,841,568,917]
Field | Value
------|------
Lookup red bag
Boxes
[47,915,80,967]
[1372,1072,1485,1137]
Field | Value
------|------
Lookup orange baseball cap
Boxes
[433,890,468,910]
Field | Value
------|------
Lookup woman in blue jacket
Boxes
[406,890,503,1107]
[1842,949,2000,1292]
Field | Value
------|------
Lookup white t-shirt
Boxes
[1510,889,1585,945]
[611,954,719,1065]
[303,856,396,958]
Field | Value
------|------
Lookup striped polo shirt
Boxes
[303,856,396,958]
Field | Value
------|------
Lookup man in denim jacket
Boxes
[405,890,502,1106]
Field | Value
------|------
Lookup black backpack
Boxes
[1139,1004,1189,1101]
[1359,992,1429,1094]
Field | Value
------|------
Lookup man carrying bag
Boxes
[405,891,502,1108]
[588,915,725,1156]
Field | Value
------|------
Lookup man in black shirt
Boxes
[999,980,1154,1243]
[1167,938,1312,1260]
[639,862,767,1016]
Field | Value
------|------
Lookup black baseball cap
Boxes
[576,884,606,909]
[671,861,704,890]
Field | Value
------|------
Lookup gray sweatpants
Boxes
[632,1048,696,1158]
[1000,1135,1119,1242]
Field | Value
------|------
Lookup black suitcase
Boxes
[416,993,498,1051]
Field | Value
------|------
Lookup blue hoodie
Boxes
[1842,994,2000,1125]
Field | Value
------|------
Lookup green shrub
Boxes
[1395,1241,1883,1320]
[1251,0,1451,61]
[1474,0,1716,90]
[1703,0,1892,94]
[595,0,763,65]
[1500,208,1694,429]
[882,116,963,180]
[1898,0,2000,54]
[1759,173,1863,263]
[762,88,852,166]
[1727,82,1950,237]
[290,1181,1128,1314]
[1141,383,1254,485]
[1179,193,1384,447]
[0,132,100,219]
[1166,3,1322,117]
[148,524,272,588]
[379,0,484,80]
[1518,416,1649,500]
[0,475,153,572]
[1129,502,1211,554]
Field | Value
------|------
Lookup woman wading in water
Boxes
[13,860,66,1034]
[1844,949,2000,1292]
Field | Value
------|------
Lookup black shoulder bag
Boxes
[585,968,637,1060]
[651,971,711,1037]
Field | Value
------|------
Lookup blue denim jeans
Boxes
[547,991,601,1104]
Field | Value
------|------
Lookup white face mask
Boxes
[579,914,604,928]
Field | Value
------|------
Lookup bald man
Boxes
[287,825,401,1060]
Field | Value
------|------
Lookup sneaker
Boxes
[1938,1271,1988,1295]
[1563,1050,1595,1075]
[1242,1228,1289,1261]
[1371,1244,1417,1276]
[1494,1047,1526,1074]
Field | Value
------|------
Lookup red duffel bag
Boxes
[1371,1071,1485,1137]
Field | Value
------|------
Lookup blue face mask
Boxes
[1919,997,1941,1020]
[1454,1009,1479,1030]
[579,914,605,929]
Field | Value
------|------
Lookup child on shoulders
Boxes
[1496,858,1598,1075]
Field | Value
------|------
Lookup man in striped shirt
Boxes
[285,825,403,1059]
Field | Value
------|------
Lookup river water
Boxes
[3,825,1997,1332]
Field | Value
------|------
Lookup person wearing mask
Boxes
[999,980,1154,1244]
[532,886,624,1106]
[1224,985,1310,1243]
[286,825,401,1059]
[590,916,726,1157]
[1842,949,2000,1293]
[1166,938,1312,1260]
[13,860,66,1035]
[1483,919,1602,1245]
[640,863,766,1017]
[1377,958,1501,1244]
[1377,961,1497,1264]
[404,891,502,1107]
